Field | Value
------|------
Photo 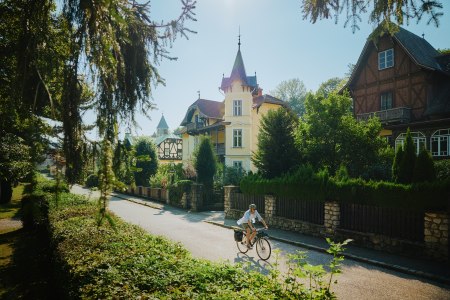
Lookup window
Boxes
[233,161,243,169]
[380,92,393,110]
[395,132,426,155]
[233,100,242,116]
[378,48,394,70]
[233,129,242,147]
[431,129,450,157]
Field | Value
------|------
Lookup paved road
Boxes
[70,186,450,299]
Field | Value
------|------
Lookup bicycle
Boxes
[235,228,271,260]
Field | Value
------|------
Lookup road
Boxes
[71,187,450,299]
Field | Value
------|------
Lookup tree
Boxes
[397,128,416,184]
[133,137,159,187]
[0,133,33,203]
[194,137,217,187]
[316,77,345,98]
[301,0,444,33]
[113,140,135,186]
[413,149,436,183]
[392,146,404,182]
[253,107,300,179]
[296,92,387,177]
[270,79,307,116]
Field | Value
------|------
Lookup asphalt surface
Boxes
[71,186,450,300]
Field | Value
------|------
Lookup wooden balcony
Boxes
[356,107,411,124]
[185,122,204,134]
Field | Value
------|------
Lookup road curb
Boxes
[205,221,450,286]
[111,193,163,210]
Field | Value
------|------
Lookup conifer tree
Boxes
[392,146,404,182]
[194,137,217,188]
[397,128,416,184]
[413,149,436,183]
[134,137,158,187]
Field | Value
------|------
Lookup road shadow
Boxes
[233,252,273,275]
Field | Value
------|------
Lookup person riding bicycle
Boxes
[237,204,268,249]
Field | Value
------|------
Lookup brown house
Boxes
[346,26,450,157]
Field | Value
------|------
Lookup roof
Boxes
[180,99,224,126]
[253,94,287,109]
[346,26,449,89]
[221,49,258,90]
[153,133,181,146]
[156,115,169,129]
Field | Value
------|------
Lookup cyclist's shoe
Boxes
[247,244,253,249]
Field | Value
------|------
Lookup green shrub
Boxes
[435,159,450,180]
[397,128,416,184]
[168,180,192,205]
[413,149,436,183]
[85,174,99,188]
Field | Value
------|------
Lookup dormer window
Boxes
[233,100,242,116]
[378,48,394,70]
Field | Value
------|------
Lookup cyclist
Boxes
[237,204,268,249]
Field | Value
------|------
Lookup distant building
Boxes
[180,41,287,171]
[346,26,450,157]
[125,115,182,165]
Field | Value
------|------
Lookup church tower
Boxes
[156,114,169,137]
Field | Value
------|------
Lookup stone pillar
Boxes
[224,186,239,218]
[265,195,276,221]
[190,183,203,212]
[424,212,449,261]
[324,201,340,236]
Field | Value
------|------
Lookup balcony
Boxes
[212,143,225,156]
[185,122,204,134]
[357,107,411,124]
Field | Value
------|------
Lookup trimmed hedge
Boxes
[29,176,345,299]
[240,168,450,211]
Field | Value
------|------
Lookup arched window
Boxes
[395,132,426,155]
[431,129,450,157]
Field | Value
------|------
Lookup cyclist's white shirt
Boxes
[237,209,262,225]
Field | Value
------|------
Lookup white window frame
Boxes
[431,129,450,157]
[233,161,243,169]
[233,129,242,148]
[233,100,242,116]
[395,132,426,155]
[380,92,393,110]
[378,48,394,70]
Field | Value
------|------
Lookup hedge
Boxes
[27,176,346,299]
[240,169,450,211]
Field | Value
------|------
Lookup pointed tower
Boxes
[156,114,169,137]
[220,36,258,172]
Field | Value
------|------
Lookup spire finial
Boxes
[238,26,241,50]
[422,33,425,39]
[197,90,200,99]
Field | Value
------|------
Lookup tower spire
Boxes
[238,26,241,50]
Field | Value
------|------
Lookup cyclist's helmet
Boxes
[249,204,256,209]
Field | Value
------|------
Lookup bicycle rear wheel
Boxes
[236,233,249,254]
[256,237,271,260]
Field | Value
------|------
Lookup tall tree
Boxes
[316,77,345,98]
[194,137,217,188]
[397,128,416,184]
[253,107,300,179]
[270,78,307,116]
[301,0,444,33]
[134,137,159,187]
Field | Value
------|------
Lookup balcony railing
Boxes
[212,143,225,156]
[185,122,204,133]
[357,107,411,124]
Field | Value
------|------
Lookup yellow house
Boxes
[180,42,287,172]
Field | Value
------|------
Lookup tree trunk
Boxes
[0,179,13,204]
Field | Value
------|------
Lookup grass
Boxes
[0,184,55,299]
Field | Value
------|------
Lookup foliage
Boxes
[182,160,197,180]
[167,180,193,205]
[134,137,158,187]
[392,144,404,182]
[240,166,449,211]
[113,140,135,186]
[413,149,436,183]
[223,165,248,186]
[194,137,217,187]
[437,48,450,55]
[397,128,416,184]
[434,159,450,180]
[97,139,115,227]
[270,78,307,116]
[150,163,184,188]
[85,174,99,188]
[301,0,444,33]
[296,92,387,178]
[253,107,300,179]
[316,77,345,98]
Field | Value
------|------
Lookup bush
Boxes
[435,159,450,180]
[85,174,99,188]
[413,149,436,183]
[194,137,217,187]
[167,180,192,205]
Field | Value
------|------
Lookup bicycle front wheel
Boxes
[236,234,249,254]
[256,237,271,260]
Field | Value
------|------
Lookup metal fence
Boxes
[276,196,324,225]
[201,187,224,210]
[339,203,424,241]
[233,193,265,214]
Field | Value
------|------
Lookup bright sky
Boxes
[109,0,450,139]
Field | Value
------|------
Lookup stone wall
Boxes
[424,212,449,261]
[324,202,340,236]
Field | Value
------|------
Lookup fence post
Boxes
[190,183,203,212]
[224,186,239,218]
[324,201,340,236]
[424,212,449,261]
[265,195,276,225]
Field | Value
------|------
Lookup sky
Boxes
[104,0,450,139]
